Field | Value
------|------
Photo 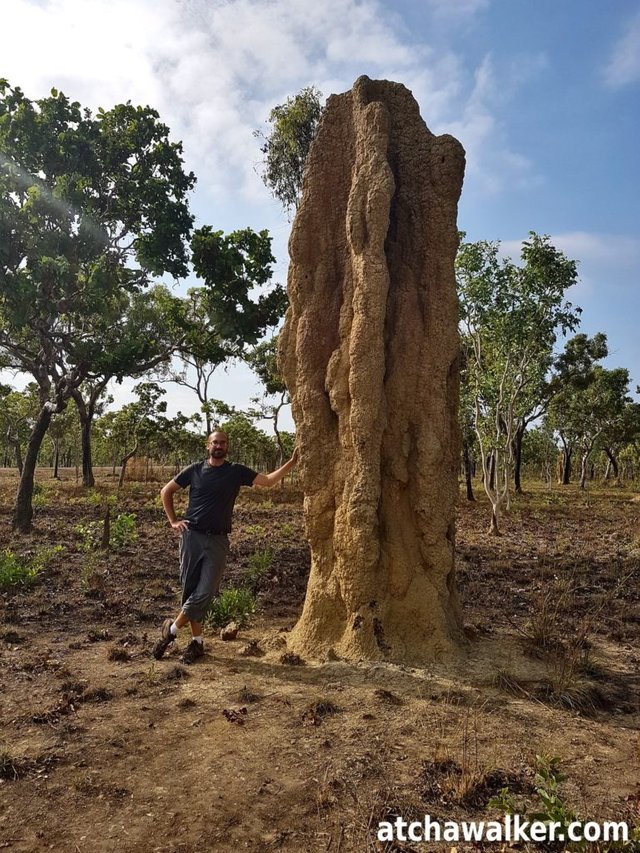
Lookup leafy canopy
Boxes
[254,86,323,214]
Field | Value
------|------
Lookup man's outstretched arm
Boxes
[253,448,299,488]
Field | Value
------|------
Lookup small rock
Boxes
[238,640,264,657]
[279,652,305,666]
[220,622,239,641]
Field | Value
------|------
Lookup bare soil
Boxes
[0,469,638,852]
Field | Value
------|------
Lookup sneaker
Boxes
[152,619,176,660]
[181,639,205,665]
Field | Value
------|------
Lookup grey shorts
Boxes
[179,529,229,622]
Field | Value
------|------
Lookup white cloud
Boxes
[501,232,640,268]
[603,9,640,88]
[424,0,489,24]
[3,0,537,207]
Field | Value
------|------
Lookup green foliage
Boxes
[246,336,287,397]
[31,483,47,508]
[489,754,639,851]
[547,342,634,486]
[0,545,62,590]
[205,587,256,629]
[457,232,580,529]
[244,548,274,591]
[255,86,323,213]
[222,412,279,470]
[75,512,137,552]
[110,512,137,548]
[190,228,287,350]
[0,80,196,529]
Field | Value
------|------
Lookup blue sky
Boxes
[3,0,639,431]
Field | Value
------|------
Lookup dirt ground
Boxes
[0,469,638,852]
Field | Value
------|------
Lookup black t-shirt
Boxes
[174,460,258,533]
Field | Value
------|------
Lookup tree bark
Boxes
[52,440,60,479]
[118,443,138,489]
[513,422,525,494]
[463,441,475,501]
[14,441,23,476]
[72,388,100,488]
[561,446,572,485]
[12,405,53,532]
[604,447,619,483]
[579,451,589,490]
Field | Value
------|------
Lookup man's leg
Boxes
[180,535,228,664]
[152,530,202,659]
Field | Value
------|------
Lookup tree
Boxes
[46,401,80,478]
[0,81,195,530]
[246,335,290,463]
[221,412,279,471]
[70,284,185,487]
[254,86,323,214]
[0,384,39,472]
[164,227,287,434]
[600,401,640,482]
[457,233,579,533]
[547,363,633,489]
[98,383,167,488]
[546,333,609,484]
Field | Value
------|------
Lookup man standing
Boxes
[153,429,298,664]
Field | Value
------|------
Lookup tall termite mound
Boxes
[279,76,466,664]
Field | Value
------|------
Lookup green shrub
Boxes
[205,587,256,629]
[244,548,274,591]
[0,546,62,591]
[75,512,137,552]
[32,488,47,509]
[110,512,137,548]
[489,754,640,851]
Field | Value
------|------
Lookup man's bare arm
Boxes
[160,480,189,532]
[253,448,299,488]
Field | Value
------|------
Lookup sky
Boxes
[2,0,639,433]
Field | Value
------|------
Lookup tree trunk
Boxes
[14,441,23,476]
[52,440,60,479]
[488,451,496,491]
[489,507,501,536]
[579,452,589,489]
[513,422,525,494]
[463,441,475,501]
[561,447,572,485]
[80,413,95,487]
[72,390,97,488]
[12,405,53,532]
[604,448,619,483]
[118,444,138,489]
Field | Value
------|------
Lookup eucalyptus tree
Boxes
[457,233,579,533]
[254,86,323,214]
[70,284,185,487]
[0,383,39,471]
[547,365,632,489]
[0,81,195,530]
[164,228,287,434]
[600,401,640,482]
[546,333,609,484]
[246,335,289,462]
